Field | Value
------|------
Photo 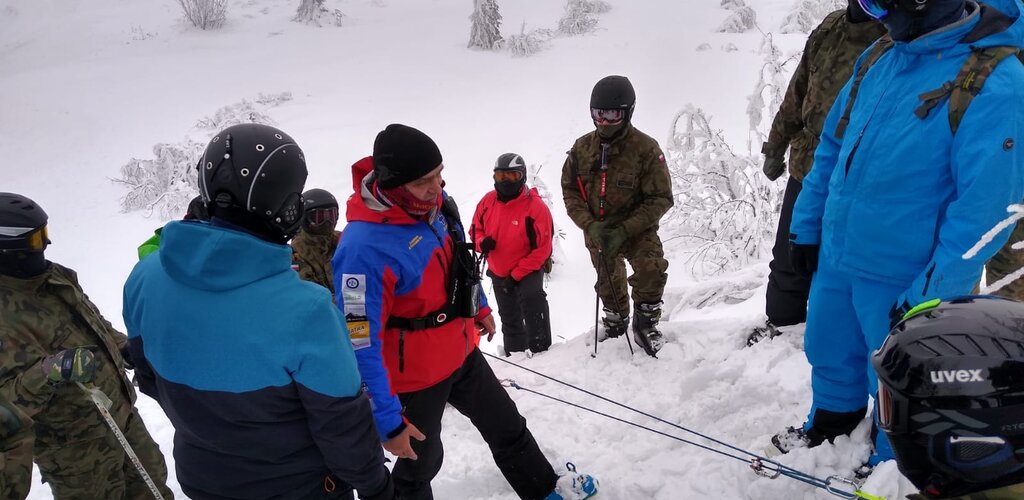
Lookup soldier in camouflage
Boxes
[0,397,32,500]
[0,192,172,499]
[561,75,673,356]
[291,188,341,294]
[749,2,886,345]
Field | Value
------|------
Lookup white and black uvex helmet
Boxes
[198,124,308,240]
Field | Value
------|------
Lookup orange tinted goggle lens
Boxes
[494,171,523,182]
[25,225,49,251]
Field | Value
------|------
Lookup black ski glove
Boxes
[763,156,787,181]
[789,242,820,280]
[479,236,496,254]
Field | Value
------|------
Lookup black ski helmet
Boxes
[493,153,527,200]
[302,188,338,212]
[872,296,1024,496]
[0,193,50,252]
[590,75,636,119]
[198,124,307,240]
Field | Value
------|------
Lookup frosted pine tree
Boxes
[468,0,502,50]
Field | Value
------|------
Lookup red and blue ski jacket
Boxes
[471,187,553,281]
[333,161,491,440]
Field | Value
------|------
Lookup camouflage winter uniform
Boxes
[291,229,341,294]
[906,483,1024,499]
[0,397,32,500]
[0,263,172,499]
[986,221,1024,300]
[561,125,673,314]
[763,10,886,181]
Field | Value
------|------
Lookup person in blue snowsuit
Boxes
[123,124,394,500]
[771,0,1024,468]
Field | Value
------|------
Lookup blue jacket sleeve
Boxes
[789,65,857,245]
[901,69,1024,305]
[333,240,405,442]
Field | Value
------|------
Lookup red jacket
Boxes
[333,159,490,438]
[471,187,553,281]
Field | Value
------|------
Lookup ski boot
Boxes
[632,302,665,357]
[766,426,814,457]
[599,307,628,342]
[544,462,598,500]
[746,320,781,347]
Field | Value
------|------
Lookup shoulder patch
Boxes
[341,274,371,350]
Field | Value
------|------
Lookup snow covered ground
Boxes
[1,0,918,498]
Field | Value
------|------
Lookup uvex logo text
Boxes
[930,369,984,383]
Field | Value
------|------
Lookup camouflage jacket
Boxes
[0,264,135,433]
[906,483,1024,499]
[0,396,31,452]
[764,10,885,181]
[561,125,674,235]
[291,229,340,294]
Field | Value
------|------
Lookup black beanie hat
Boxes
[373,124,443,189]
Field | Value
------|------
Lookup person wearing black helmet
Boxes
[561,75,674,357]
[123,124,394,499]
[874,296,1024,499]
[0,192,172,499]
[471,153,555,356]
[292,188,342,293]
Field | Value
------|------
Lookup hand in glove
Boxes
[585,221,607,248]
[41,347,96,384]
[599,226,628,257]
[789,242,820,280]
[763,156,787,181]
[479,236,496,254]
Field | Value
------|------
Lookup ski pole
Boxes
[592,249,601,358]
[597,250,634,357]
[77,382,165,500]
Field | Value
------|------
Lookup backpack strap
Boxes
[835,36,894,140]
[946,46,1021,134]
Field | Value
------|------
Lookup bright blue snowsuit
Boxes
[790,0,1024,463]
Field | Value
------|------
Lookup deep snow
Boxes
[0,0,918,498]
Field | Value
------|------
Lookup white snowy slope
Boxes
[1,0,918,498]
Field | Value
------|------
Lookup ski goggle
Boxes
[591,108,625,124]
[0,224,49,251]
[493,170,523,182]
[306,207,338,226]
[856,0,892,20]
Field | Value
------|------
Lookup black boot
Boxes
[746,320,782,347]
[632,302,665,357]
[600,307,628,341]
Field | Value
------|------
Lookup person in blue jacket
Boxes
[770,0,1024,470]
[123,124,394,500]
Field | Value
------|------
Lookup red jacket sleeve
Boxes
[510,198,553,281]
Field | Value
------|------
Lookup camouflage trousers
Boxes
[587,228,669,316]
[1,415,33,500]
[986,220,1024,300]
[36,406,172,499]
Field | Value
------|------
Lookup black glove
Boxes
[763,156,787,181]
[119,343,136,371]
[888,298,912,331]
[789,242,820,280]
[479,236,496,254]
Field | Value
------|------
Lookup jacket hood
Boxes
[902,0,1024,54]
[159,220,293,291]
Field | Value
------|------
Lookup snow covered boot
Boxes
[746,320,781,347]
[544,462,598,500]
[766,426,814,457]
[600,307,628,341]
[632,302,665,357]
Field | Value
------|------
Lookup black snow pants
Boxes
[766,176,811,326]
[393,348,558,500]
[489,270,552,353]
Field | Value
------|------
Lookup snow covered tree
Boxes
[178,0,227,30]
[293,0,343,27]
[746,33,793,151]
[717,6,757,33]
[468,0,502,50]
[558,0,598,36]
[503,22,552,57]
[780,0,844,33]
